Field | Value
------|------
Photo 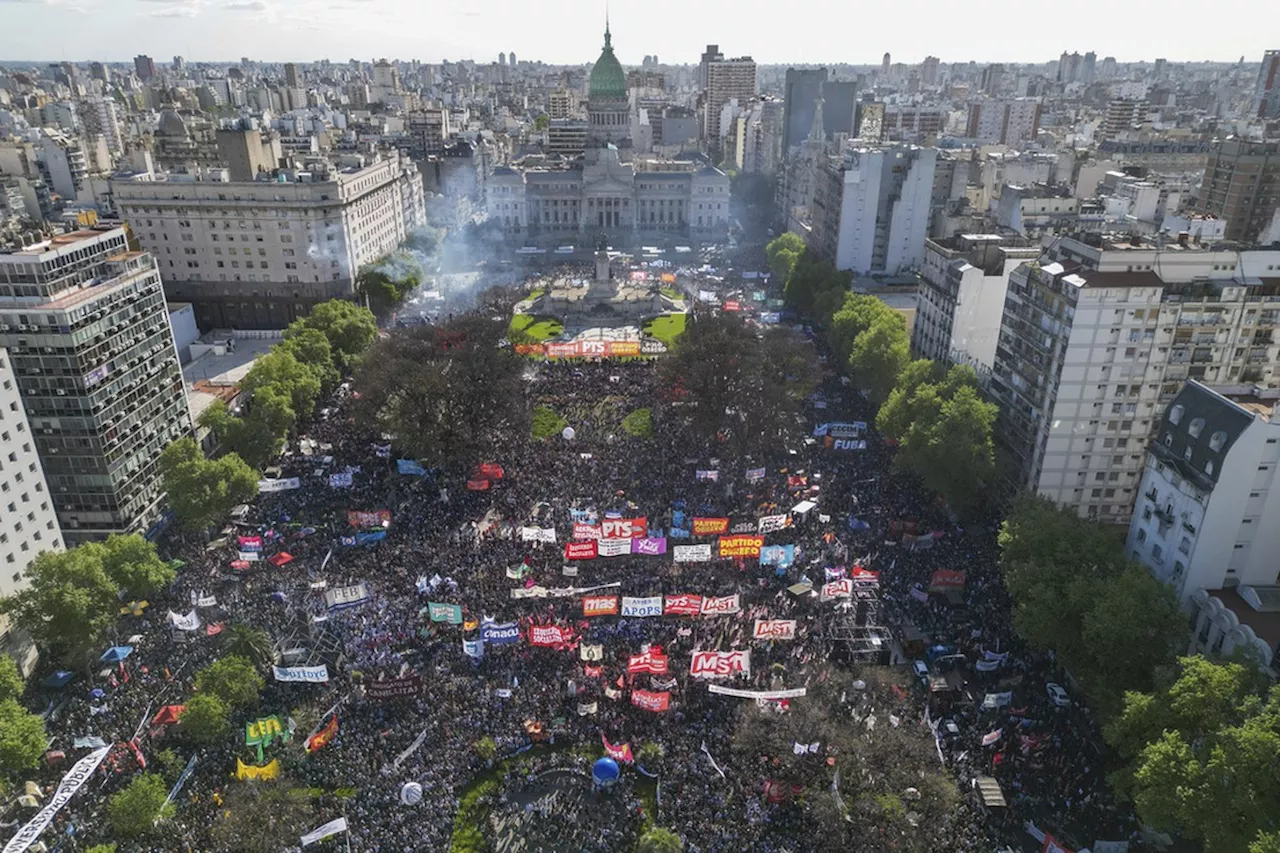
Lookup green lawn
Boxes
[531,406,569,440]
[642,313,688,346]
[659,286,683,301]
[510,314,564,342]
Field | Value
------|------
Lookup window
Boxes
[1209,431,1227,452]
[1168,404,1184,425]
[1188,418,1205,439]
[1137,528,1147,543]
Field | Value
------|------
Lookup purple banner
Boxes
[631,537,668,556]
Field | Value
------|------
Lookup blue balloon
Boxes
[592,757,620,786]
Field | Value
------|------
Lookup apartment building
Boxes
[988,233,1280,522]
[704,58,757,157]
[113,151,426,330]
[1199,139,1280,243]
[0,227,192,543]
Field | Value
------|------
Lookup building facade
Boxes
[113,151,426,330]
[0,228,192,543]
[1199,139,1279,243]
[587,26,630,145]
[704,58,757,157]
[1252,50,1280,120]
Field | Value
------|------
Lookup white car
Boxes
[912,660,930,684]
[1046,682,1071,707]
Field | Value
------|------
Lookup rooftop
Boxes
[1209,586,1280,652]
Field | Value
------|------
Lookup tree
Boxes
[1252,832,1280,853]
[637,827,684,853]
[782,250,849,320]
[194,655,264,711]
[86,845,117,853]
[359,251,424,318]
[0,699,47,772]
[278,327,339,391]
[107,773,174,838]
[765,232,805,285]
[179,693,230,744]
[828,293,903,366]
[353,315,529,469]
[159,437,259,530]
[101,533,174,597]
[875,359,943,440]
[285,300,377,370]
[208,777,314,853]
[1106,657,1280,852]
[200,384,298,471]
[241,349,321,420]
[847,320,909,404]
[621,408,654,439]
[0,545,119,663]
[223,624,273,669]
[533,113,550,131]
[0,655,23,703]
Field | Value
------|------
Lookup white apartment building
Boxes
[911,234,1040,376]
[113,151,426,329]
[989,234,1280,521]
[809,144,936,276]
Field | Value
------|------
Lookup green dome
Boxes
[589,27,627,102]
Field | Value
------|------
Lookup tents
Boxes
[152,705,186,726]
[99,646,133,663]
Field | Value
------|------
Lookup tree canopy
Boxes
[284,299,377,370]
[0,654,24,703]
[180,693,230,744]
[108,773,174,838]
[637,827,684,853]
[0,699,47,773]
[765,232,804,285]
[354,315,529,469]
[782,250,850,321]
[194,655,264,711]
[241,348,322,418]
[0,545,120,663]
[100,533,174,597]
[359,251,425,318]
[160,437,259,530]
[1104,656,1280,852]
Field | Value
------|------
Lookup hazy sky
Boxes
[0,0,1273,67]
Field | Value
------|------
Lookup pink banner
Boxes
[630,689,671,712]
[630,537,667,556]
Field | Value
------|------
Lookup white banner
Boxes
[757,514,789,533]
[196,594,217,608]
[3,746,111,853]
[690,650,751,679]
[621,596,663,617]
[700,594,741,616]
[258,477,301,493]
[706,684,807,700]
[673,544,712,563]
[597,538,631,557]
[237,550,260,562]
[167,609,201,631]
[752,619,797,640]
[520,526,541,542]
[301,817,349,847]
[537,527,557,543]
[273,665,329,683]
[325,583,370,610]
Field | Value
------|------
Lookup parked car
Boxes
[912,660,929,685]
[1046,682,1071,707]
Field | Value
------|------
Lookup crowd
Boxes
[10,301,1142,853]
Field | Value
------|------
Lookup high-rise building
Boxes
[113,151,426,330]
[1152,57,1167,80]
[881,53,891,77]
[510,52,517,67]
[809,144,936,275]
[81,96,123,156]
[782,68,827,152]
[1200,139,1280,243]
[498,52,506,67]
[980,63,1005,96]
[921,56,941,87]
[0,228,192,543]
[407,108,451,158]
[1252,50,1280,120]
[1097,98,1148,141]
[704,57,757,156]
[698,44,724,91]
[133,55,157,82]
[172,56,185,73]
[1082,51,1097,85]
[965,99,1042,147]
[283,62,300,88]
[89,62,108,83]
[819,81,858,139]
[987,235,1280,522]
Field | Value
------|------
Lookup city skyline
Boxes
[0,0,1273,66]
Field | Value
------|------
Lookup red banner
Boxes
[514,343,546,356]
[851,567,879,582]
[723,300,741,312]
[821,579,853,600]
[545,342,580,359]
[346,510,391,528]
[565,541,598,560]
[752,619,797,640]
[664,594,703,616]
[306,716,339,753]
[583,595,619,617]
[692,517,730,535]
[478,463,505,480]
[690,650,751,679]
[627,650,669,675]
[466,479,490,491]
[529,624,574,647]
[700,594,741,615]
[631,689,671,713]
[929,570,967,591]
[572,522,602,540]
[602,733,635,763]
[718,535,764,558]
[601,517,648,539]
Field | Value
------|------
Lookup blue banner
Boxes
[848,517,871,531]
[355,530,387,545]
[480,622,520,644]
[462,638,485,659]
[759,544,796,568]
[668,527,691,540]
[397,459,427,476]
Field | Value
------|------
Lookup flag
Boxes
[601,733,634,764]
[701,741,726,779]
[580,644,604,661]
[577,702,598,716]
[301,817,349,847]
[982,728,1002,747]
[307,716,339,753]
[792,741,820,755]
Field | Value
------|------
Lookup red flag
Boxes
[601,733,634,764]
[306,716,339,753]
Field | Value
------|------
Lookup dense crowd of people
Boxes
[11,279,1142,853]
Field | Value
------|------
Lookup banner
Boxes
[1,745,110,853]
[565,541,597,560]
[366,676,423,700]
[238,535,263,551]
[162,754,198,810]
[346,509,391,528]
[306,716,339,752]
[245,716,289,749]
[602,734,634,764]
[572,522,602,540]
[328,472,353,488]
[719,535,764,559]
[753,620,797,640]
[577,701,598,716]
[601,517,647,539]
[982,691,1013,709]
[463,638,485,659]
[580,644,604,661]
[628,650,669,675]
[929,570,967,591]
[235,758,281,781]
[621,596,663,618]
[976,658,1002,672]
[690,650,750,679]
[700,594,741,616]
[325,583,370,610]
[673,543,712,563]
[466,479,490,491]
[757,514,789,533]
[481,622,520,644]
[759,544,796,568]
[982,728,1003,746]
[631,689,671,712]
[793,741,821,755]
[583,595,619,617]
[692,517,729,535]
[630,537,667,556]
[167,609,201,631]
[529,624,574,647]
[706,685,807,700]
[597,538,632,557]
[478,462,505,480]
[511,586,548,599]
[820,579,853,601]
[428,602,463,624]
[910,586,930,603]
[273,665,329,683]
[695,469,719,481]
[237,550,260,562]
[397,459,427,476]
[301,817,349,848]
[258,477,301,493]
[745,467,767,482]
[663,594,703,616]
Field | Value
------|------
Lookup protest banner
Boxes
[621,596,663,617]
[235,759,281,781]
[757,514,789,533]
[752,620,797,640]
[601,517,647,539]
[346,510,391,528]
[631,537,667,556]
[597,538,632,557]
[564,541,598,560]
[663,594,703,616]
[258,477,301,493]
[820,579,853,601]
[929,570,967,591]
[366,676,424,700]
[325,583,370,610]
[1,745,110,853]
[428,602,463,624]
[690,650,751,679]
[695,469,719,481]
[700,594,741,616]
[602,734,634,763]
[718,535,764,559]
[630,689,671,712]
[572,522,602,540]
[396,459,427,476]
[745,467,767,482]
[273,665,329,683]
[627,650,669,675]
[706,685,807,700]
[582,595,619,617]
[982,691,1013,709]
[529,624,574,647]
[300,817,348,848]
[759,544,796,568]
[328,472,353,488]
[305,716,339,752]
[465,479,490,491]
[580,644,604,661]
[510,586,548,599]
[462,638,485,659]
[237,535,263,552]
[481,622,520,644]
[692,517,729,535]
[673,543,712,563]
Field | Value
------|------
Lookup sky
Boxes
[0,0,1273,67]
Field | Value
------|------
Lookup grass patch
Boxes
[450,777,498,853]
[659,286,683,300]
[642,313,687,346]
[527,287,547,300]
[531,406,569,440]
[509,314,564,342]
[621,408,654,439]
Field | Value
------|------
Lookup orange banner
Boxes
[582,595,619,617]
[719,535,764,558]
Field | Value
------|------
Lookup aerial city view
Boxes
[0,2,1277,851]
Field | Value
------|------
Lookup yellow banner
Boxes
[235,758,281,781]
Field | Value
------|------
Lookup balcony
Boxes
[1154,505,1175,526]
[1145,487,1159,502]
